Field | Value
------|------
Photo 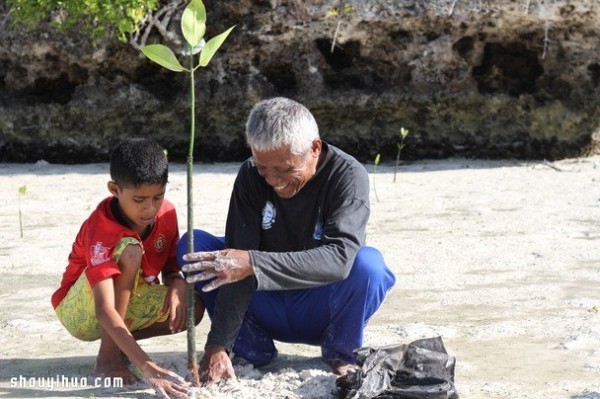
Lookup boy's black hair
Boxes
[110,138,168,187]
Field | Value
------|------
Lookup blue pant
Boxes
[177,230,396,367]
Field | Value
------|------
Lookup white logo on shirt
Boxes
[90,242,110,266]
[261,201,276,230]
[313,207,323,240]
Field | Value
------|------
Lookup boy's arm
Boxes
[93,278,152,369]
[162,272,187,333]
[93,278,189,397]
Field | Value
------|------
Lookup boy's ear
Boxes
[107,181,120,196]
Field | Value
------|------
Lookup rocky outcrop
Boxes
[1,0,599,163]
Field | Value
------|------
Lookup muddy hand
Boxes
[199,346,236,385]
[182,249,252,292]
[146,370,190,399]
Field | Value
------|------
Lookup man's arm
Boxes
[251,196,368,290]
[206,276,255,348]
[203,165,261,351]
[183,163,261,384]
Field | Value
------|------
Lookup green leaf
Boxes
[327,8,339,16]
[182,0,206,47]
[374,154,381,165]
[141,44,187,72]
[199,26,235,67]
[401,127,409,139]
[117,19,135,36]
[18,185,27,196]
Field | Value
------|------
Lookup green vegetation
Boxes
[141,0,233,384]
[6,0,160,42]
[326,1,353,53]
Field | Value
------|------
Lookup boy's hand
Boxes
[162,277,187,333]
[182,249,253,291]
[142,361,190,399]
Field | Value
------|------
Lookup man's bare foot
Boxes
[323,358,360,376]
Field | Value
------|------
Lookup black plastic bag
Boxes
[336,336,457,399]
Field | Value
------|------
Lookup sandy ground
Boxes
[0,156,599,399]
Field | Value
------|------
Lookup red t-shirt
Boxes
[51,196,180,309]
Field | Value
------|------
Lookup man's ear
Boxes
[107,181,120,196]
[311,139,322,157]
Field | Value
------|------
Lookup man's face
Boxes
[252,140,322,199]
[108,182,166,235]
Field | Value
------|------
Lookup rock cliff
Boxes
[1,0,599,163]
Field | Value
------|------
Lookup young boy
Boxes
[51,138,202,398]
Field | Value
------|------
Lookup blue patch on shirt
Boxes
[313,220,323,240]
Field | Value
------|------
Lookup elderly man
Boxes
[178,97,395,383]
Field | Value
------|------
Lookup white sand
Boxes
[0,157,599,398]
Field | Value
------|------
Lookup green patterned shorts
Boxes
[55,238,169,341]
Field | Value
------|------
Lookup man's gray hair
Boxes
[245,97,320,155]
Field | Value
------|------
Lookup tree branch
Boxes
[130,0,184,49]
[448,0,458,16]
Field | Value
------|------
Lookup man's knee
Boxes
[352,247,389,275]
[348,246,396,289]
[177,230,225,265]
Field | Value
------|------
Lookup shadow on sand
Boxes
[0,351,333,398]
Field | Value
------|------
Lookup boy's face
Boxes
[108,182,166,236]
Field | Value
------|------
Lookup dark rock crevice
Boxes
[1,0,599,163]
[472,42,544,97]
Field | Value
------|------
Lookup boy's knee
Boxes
[117,243,143,274]
[72,328,102,342]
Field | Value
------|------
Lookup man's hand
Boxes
[182,249,253,291]
[199,345,236,385]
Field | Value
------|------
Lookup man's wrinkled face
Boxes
[252,140,322,199]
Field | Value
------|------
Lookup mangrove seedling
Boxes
[18,185,26,238]
[394,127,410,183]
[141,0,234,385]
[327,1,353,53]
[373,153,381,203]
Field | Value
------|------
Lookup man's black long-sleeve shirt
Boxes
[205,142,371,350]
